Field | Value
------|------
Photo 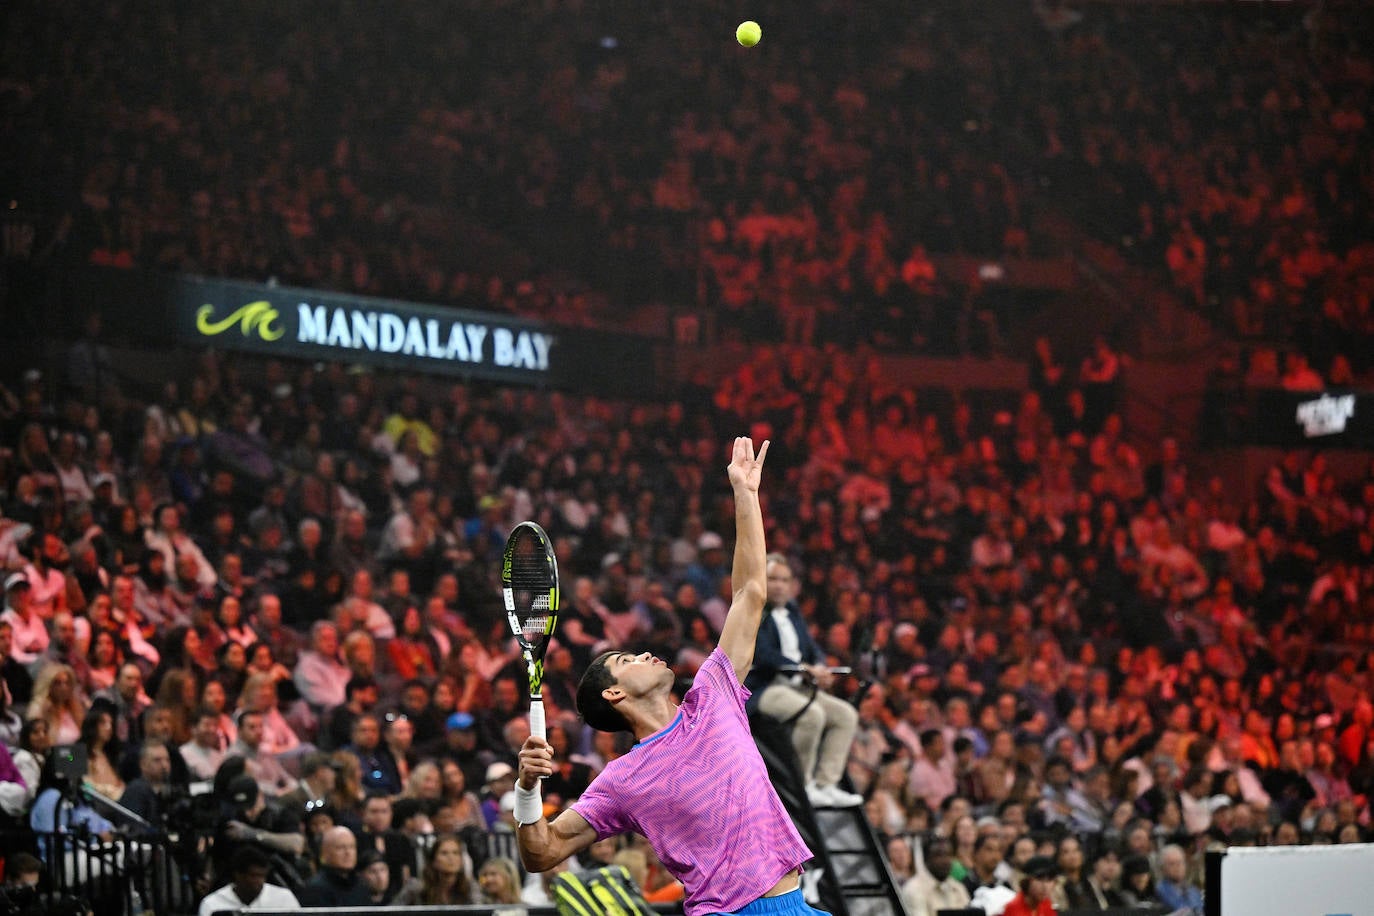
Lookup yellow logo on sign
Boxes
[196,301,285,341]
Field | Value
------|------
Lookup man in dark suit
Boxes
[742,554,860,808]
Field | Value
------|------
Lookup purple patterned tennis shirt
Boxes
[571,647,813,916]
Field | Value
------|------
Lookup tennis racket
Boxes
[502,521,560,743]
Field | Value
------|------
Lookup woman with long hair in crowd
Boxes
[439,758,485,832]
[244,640,293,687]
[147,623,206,697]
[215,594,257,649]
[11,718,51,812]
[393,834,474,906]
[86,629,123,693]
[212,639,250,706]
[476,855,523,906]
[403,760,443,805]
[80,706,125,799]
[328,749,366,830]
[27,663,86,745]
[154,667,199,745]
[1119,854,1158,907]
[948,813,979,883]
[388,605,438,681]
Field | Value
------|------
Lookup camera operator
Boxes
[116,740,173,827]
[28,752,120,906]
[211,774,306,889]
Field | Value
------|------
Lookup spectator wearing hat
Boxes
[1004,855,1059,916]
[901,836,971,916]
[198,844,299,916]
[1,573,47,667]
[481,761,518,830]
[679,529,726,596]
[440,711,489,791]
[212,773,307,887]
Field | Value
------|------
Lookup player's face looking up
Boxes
[604,651,673,701]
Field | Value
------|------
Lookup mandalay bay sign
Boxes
[178,276,559,382]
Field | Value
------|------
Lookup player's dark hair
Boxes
[577,651,632,733]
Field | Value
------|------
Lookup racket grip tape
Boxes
[529,698,546,741]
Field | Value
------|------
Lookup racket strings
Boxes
[505,527,557,644]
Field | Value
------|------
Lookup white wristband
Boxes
[514,781,543,826]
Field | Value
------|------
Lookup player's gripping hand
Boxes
[518,735,555,789]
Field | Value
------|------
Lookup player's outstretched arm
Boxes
[718,436,770,683]
[515,736,598,872]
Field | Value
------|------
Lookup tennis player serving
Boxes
[515,435,826,916]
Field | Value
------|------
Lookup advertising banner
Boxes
[173,275,654,392]
[1203,386,1374,449]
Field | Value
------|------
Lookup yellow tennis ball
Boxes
[736,20,761,47]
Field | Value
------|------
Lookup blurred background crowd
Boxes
[2,0,1374,912]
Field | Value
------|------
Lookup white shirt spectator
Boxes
[22,564,66,620]
[198,881,298,916]
[908,754,957,811]
[180,738,226,783]
[1,606,48,666]
[293,650,350,709]
[144,528,216,590]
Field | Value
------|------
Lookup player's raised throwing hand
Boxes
[726,436,769,493]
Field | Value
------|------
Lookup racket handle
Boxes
[529,698,546,742]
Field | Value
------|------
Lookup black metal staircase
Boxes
[749,713,905,916]
[810,805,906,916]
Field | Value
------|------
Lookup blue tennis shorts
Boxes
[726,888,830,916]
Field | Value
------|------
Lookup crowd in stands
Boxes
[931,0,1374,373]
[2,0,1374,911]
[0,327,1367,912]
[6,0,1372,367]
[1,0,1041,356]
